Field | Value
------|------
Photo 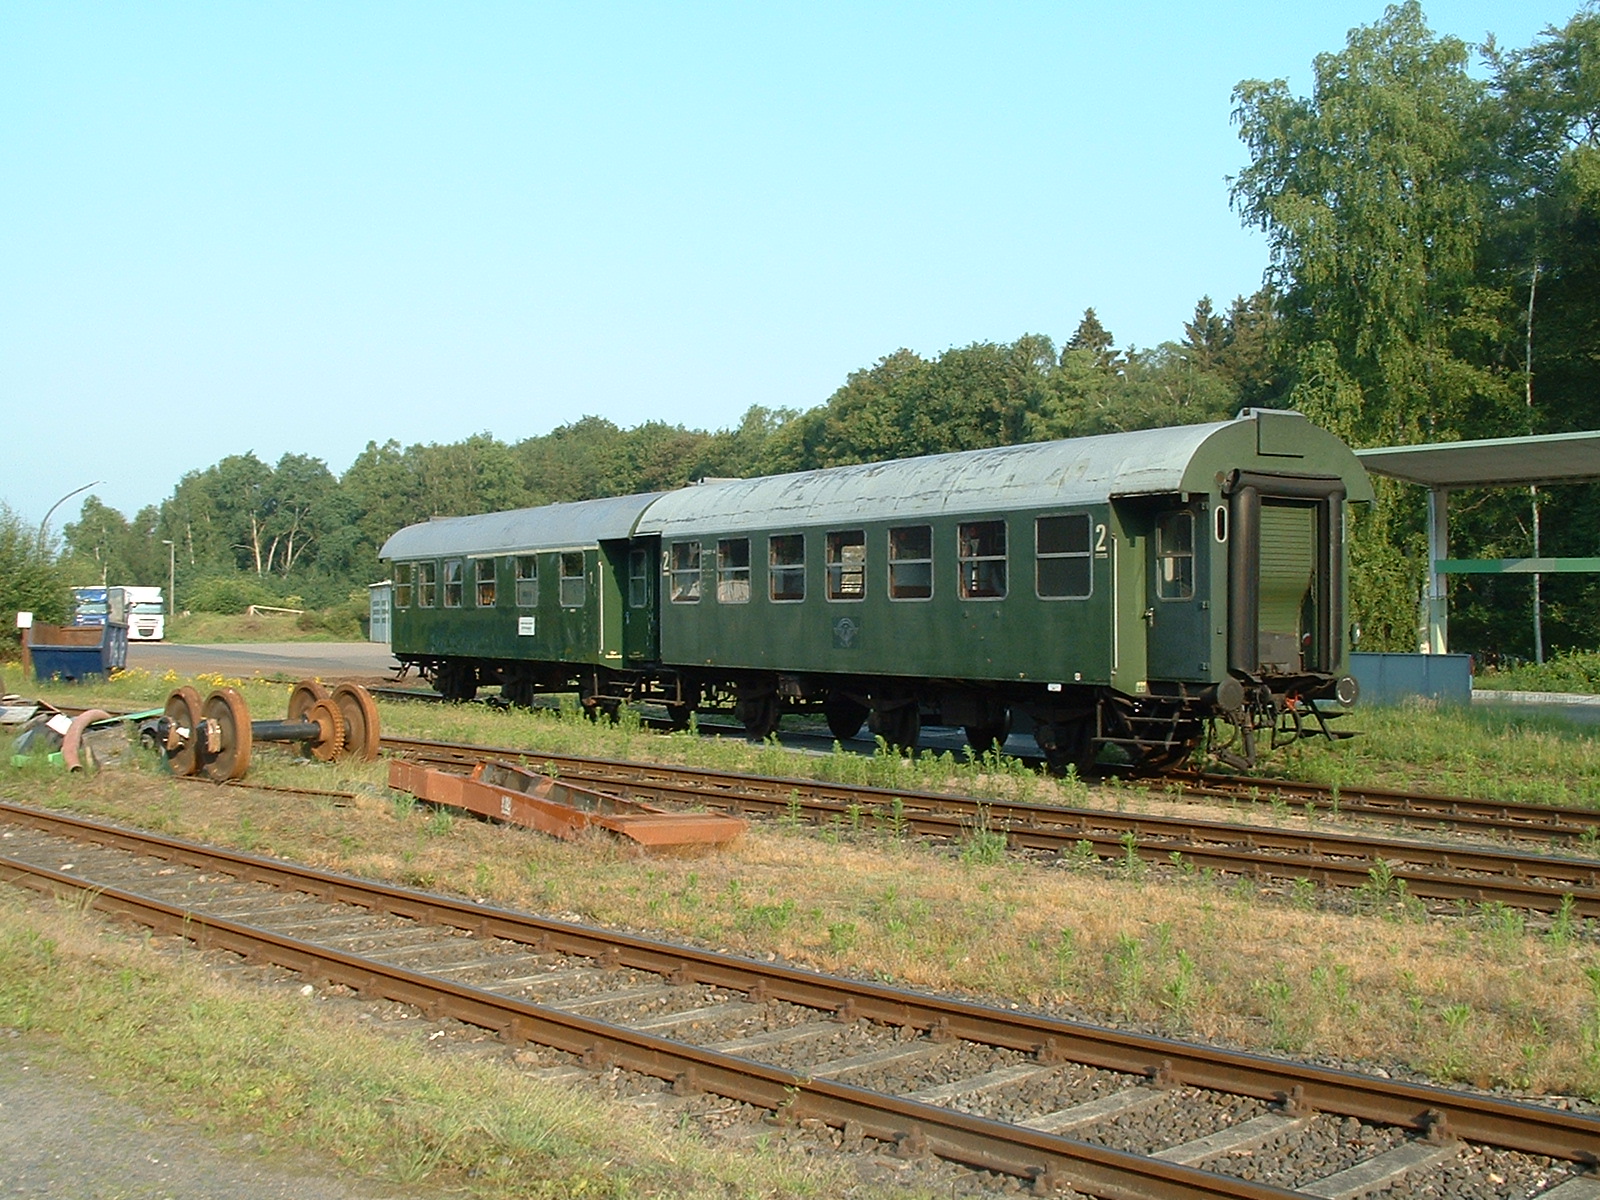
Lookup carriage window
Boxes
[888,525,933,600]
[717,538,751,603]
[443,559,464,608]
[670,541,701,603]
[416,561,437,608]
[1156,511,1195,600]
[559,551,586,608]
[826,530,866,600]
[515,555,538,607]
[629,548,650,608]
[475,558,497,607]
[393,562,413,609]
[769,534,805,602]
[958,521,1007,599]
[1036,515,1092,599]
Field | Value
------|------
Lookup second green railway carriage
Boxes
[381,409,1373,770]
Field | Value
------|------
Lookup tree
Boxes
[1180,297,1229,374]
[1065,309,1118,371]
[0,503,69,648]
[262,453,336,576]
[61,496,134,585]
[1231,1,1510,448]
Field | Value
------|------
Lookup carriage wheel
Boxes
[162,686,204,776]
[331,683,381,761]
[435,663,477,702]
[737,688,780,741]
[199,688,252,782]
[871,701,921,753]
[964,708,1013,756]
[287,679,329,723]
[823,693,867,741]
[664,681,701,731]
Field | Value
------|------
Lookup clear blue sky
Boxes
[1,1,1580,533]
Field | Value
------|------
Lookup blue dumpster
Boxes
[28,621,128,682]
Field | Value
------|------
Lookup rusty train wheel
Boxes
[331,683,381,761]
[305,698,346,762]
[287,679,330,723]
[162,686,204,777]
[199,688,252,782]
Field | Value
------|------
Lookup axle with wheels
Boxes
[156,679,382,782]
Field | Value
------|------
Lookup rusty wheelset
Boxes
[155,680,381,782]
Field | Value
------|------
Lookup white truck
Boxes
[109,586,166,641]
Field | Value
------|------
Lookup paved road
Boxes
[126,641,402,683]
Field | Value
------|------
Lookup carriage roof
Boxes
[380,411,1372,559]
[635,410,1371,538]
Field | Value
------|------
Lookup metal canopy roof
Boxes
[1356,431,1600,489]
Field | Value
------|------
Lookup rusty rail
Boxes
[381,736,1600,916]
[2,799,1596,1175]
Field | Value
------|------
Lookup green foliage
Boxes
[184,574,281,615]
[1233,1,1505,448]
[0,503,70,647]
[1231,4,1600,654]
[1476,649,1600,694]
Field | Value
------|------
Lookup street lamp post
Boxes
[162,540,175,618]
[37,480,103,552]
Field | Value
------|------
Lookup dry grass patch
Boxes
[0,894,860,1199]
[9,752,1600,1102]
[18,674,1600,1102]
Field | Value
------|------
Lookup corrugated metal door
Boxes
[1257,501,1316,672]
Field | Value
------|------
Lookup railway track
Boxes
[368,692,1600,846]
[1156,771,1600,847]
[2,799,1596,1199]
[381,735,1600,918]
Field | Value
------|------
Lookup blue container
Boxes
[29,622,128,682]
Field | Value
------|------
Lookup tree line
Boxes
[8,3,1598,662]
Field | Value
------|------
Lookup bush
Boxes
[184,575,280,615]
[1476,650,1600,695]
[295,595,365,640]
[0,503,70,648]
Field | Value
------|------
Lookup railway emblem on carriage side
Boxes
[831,616,861,649]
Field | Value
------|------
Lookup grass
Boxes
[0,897,857,1200]
[1474,650,1600,695]
[164,610,356,643]
[7,668,1600,1134]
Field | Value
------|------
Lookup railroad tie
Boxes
[1152,1112,1309,1166]
[1019,1086,1164,1134]
[554,984,684,1012]
[632,1002,758,1032]
[708,1022,839,1055]
[1299,1140,1458,1200]
[805,1040,947,1079]
[900,1063,1060,1104]
[1537,1177,1600,1200]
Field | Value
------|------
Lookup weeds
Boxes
[1118,830,1144,880]
[959,806,1008,865]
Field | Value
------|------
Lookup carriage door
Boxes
[1256,501,1318,673]
[1146,504,1211,681]
[1224,472,1345,679]
[621,537,660,664]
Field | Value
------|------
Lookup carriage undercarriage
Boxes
[404,654,1354,775]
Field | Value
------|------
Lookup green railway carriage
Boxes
[383,493,665,706]
[381,410,1373,770]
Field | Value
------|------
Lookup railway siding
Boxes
[2,800,1597,1199]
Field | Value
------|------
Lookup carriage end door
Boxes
[1146,505,1212,682]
